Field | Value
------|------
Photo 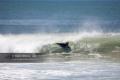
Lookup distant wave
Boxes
[0,20,79,25]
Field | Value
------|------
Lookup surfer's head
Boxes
[66,42,69,45]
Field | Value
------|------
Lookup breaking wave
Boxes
[0,32,120,60]
[0,32,120,53]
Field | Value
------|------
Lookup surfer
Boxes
[56,42,71,52]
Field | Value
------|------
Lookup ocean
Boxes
[0,0,120,34]
[0,0,120,80]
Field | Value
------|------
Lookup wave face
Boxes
[0,32,120,53]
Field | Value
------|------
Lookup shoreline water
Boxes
[0,58,120,80]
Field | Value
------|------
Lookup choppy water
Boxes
[0,60,120,80]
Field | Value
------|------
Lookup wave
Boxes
[40,32,120,53]
[0,20,78,25]
[0,32,120,60]
[0,32,120,59]
[0,32,101,53]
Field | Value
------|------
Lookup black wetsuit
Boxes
[56,42,71,52]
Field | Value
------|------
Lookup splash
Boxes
[0,32,101,53]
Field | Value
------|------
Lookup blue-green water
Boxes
[0,0,120,33]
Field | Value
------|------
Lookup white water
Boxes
[0,32,102,53]
[0,60,120,80]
